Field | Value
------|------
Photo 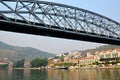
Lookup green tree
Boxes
[30,58,48,68]
[60,55,64,62]
[0,64,8,69]
[14,59,25,68]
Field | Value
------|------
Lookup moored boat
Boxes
[55,66,68,69]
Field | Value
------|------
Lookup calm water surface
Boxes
[0,69,120,80]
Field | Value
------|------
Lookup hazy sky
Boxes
[0,0,120,54]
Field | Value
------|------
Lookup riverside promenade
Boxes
[78,65,120,70]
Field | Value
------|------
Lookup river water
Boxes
[0,69,120,80]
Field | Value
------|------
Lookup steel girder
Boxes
[0,0,120,41]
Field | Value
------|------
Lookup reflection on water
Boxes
[0,69,120,80]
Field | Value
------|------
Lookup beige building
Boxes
[112,48,120,58]
[79,56,97,66]
[99,48,120,59]
[99,50,106,59]
[105,50,113,58]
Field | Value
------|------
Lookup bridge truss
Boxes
[0,0,120,44]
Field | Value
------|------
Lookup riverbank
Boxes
[13,68,42,70]
[78,65,120,70]
[8,65,120,70]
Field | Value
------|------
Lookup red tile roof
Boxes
[101,50,106,53]
[114,48,120,51]
[69,59,78,63]
[106,50,113,52]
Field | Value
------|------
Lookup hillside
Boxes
[63,44,120,57]
[0,41,55,62]
[80,45,120,57]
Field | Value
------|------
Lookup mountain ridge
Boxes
[0,41,55,62]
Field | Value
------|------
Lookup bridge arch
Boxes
[0,0,120,45]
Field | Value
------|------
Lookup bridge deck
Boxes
[0,17,120,45]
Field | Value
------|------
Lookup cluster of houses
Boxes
[47,48,120,68]
[0,58,30,69]
[1,47,120,69]
[0,58,13,69]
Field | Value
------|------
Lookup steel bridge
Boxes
[0,0,120,45]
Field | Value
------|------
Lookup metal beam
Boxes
[0,0,120,45]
